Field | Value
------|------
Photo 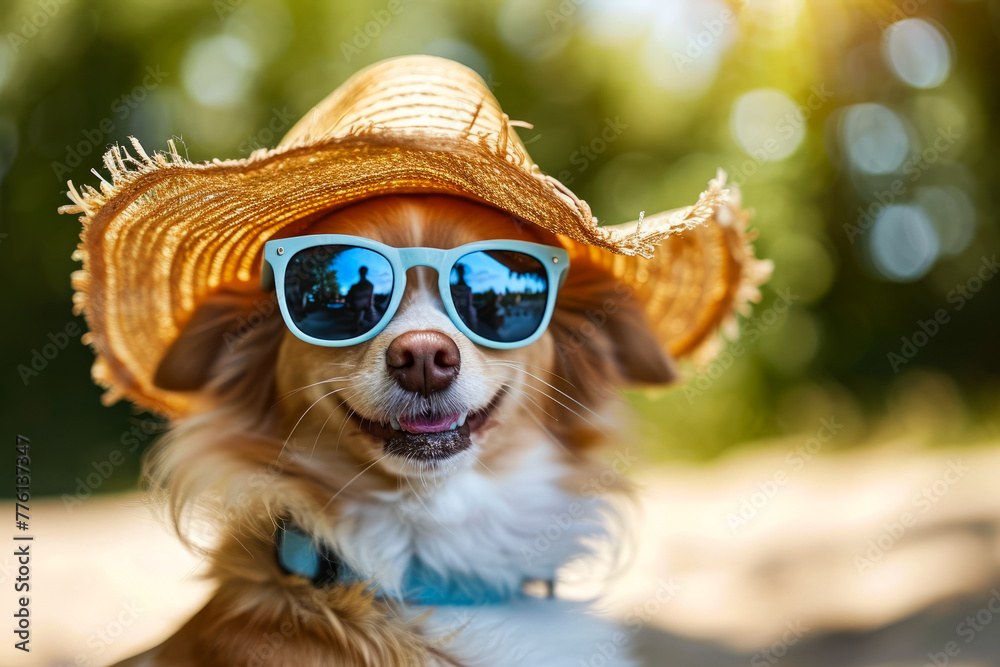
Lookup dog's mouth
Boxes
[347,391,503,462]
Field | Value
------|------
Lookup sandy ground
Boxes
[3,441,1000,666]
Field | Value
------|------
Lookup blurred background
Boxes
[1,0,999,665]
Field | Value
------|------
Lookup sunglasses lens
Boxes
[449,250,549,344]
[283,245,394,341]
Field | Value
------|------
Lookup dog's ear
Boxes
[550,263,678,413]
[153,286,277,392]
[601,294,678,386]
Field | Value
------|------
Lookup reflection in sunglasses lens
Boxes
[450,250,549,343]
[284,245,393,340]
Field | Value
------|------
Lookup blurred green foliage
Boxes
[1,0,998,497]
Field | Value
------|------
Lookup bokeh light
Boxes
[869,204,940,281]
[181,35,260,108]
[497,0,572,60]
[730,88,804,161]
[641,0,737,97]
[841,103,910,175]
[883,19,952,89]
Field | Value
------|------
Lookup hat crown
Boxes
[281,55,534,168]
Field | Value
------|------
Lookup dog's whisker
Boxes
[469,453,499,479]
[402,475,457,536]
[279,386,350,461]
[274,375,351,402]
[178,554,209,584]
[479,378,576,456]
[271,376,351,408]
[230,533,254,558]
[416,457,429,497]
[498,376,609,436]
[493,383,582,459]
[312,391,358,460]
[484,359,574,385]
[494,383,559,422]
[335,398,364,453]
[320,452,392,511]
[496,374,602,427]
[487,363,608,425]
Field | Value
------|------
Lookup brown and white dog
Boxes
[121,194,675,666]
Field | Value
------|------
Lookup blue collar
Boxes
[275,524,551,606]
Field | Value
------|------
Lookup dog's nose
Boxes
[385,330,460,396]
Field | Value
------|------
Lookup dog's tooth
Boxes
[390,416,401,431]
[448,421,458,431]
[456,411,468,427]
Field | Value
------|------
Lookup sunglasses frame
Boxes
[262,234,570,349]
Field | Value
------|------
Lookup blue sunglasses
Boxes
[262,235,569,349]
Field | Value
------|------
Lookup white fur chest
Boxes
[327,440,635,666]
[330,439,607,600]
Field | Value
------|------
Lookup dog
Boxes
[111,193,676,666]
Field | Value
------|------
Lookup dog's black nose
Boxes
[386,330,460,396]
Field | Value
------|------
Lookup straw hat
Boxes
[60,55,770,417]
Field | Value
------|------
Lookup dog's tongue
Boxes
[398,413,459,434]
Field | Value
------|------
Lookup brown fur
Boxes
[125,195,674,666]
